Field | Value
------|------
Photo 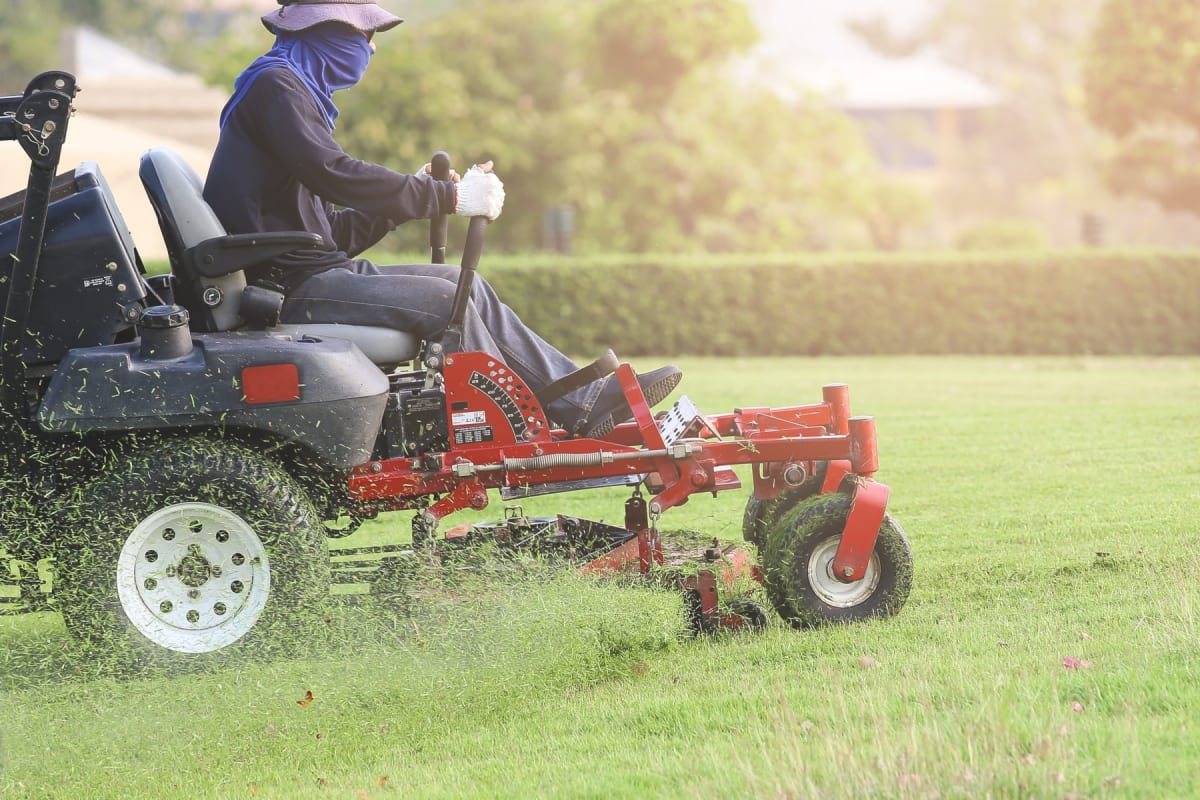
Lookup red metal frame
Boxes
[343,352,890,610]
[832,479,888,582]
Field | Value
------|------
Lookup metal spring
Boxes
[503,452,607,471]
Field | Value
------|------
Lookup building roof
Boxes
[63,26,183,82]
[740,0,999,110]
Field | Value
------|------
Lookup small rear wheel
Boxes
[742,461,828,547]
[760,491,912,628]
[56,439,330,664]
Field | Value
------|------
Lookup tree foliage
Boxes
[0,1,61,88]
[334,0,896,253]
[1084,0,1200,215]
[0,0,182,88]
[590,0,758,109]
[3,0,916,253]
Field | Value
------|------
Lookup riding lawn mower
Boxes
[0,72,912,660]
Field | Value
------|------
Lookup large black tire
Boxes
[760,491,912,628]
[55,439,330,664]
[742,461,828,547]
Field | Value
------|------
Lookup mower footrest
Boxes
[657,396,717,443]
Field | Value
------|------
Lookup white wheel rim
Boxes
[807,534,880,608]
[116,502,270,653]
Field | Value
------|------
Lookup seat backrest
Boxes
[138,148,422,368]
[139,147,246,331]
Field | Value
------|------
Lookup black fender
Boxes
[37,332,388,468]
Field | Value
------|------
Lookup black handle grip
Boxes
[430,150,451,181]
[429,151,451,264]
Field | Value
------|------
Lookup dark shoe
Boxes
[578,365,682,438]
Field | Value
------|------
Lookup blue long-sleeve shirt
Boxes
[203,66,456,290]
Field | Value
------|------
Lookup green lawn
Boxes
[2,356,1198,799]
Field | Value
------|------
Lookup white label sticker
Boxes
[452,410,487,426]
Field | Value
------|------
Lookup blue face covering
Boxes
[219,25,372,130]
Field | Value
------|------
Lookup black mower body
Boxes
[0,73,395,493]
[0,163,145,367]
[38,332,388,468]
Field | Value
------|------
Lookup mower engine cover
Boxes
[0,162,144,366]
[37,331,388,468]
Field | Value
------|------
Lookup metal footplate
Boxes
[655,395,719,443]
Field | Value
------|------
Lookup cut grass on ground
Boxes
[2,356,1198,799]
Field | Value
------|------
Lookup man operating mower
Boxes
[205,0,682,438]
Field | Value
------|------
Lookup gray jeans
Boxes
[280,260,601,428]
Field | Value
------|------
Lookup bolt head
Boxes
[782,464,807,486]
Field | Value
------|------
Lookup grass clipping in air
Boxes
[328,560,690,697]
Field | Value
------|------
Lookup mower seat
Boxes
[138,147,419,366]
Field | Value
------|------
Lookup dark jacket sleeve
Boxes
[327,206,394,257]
[256,71,456,226]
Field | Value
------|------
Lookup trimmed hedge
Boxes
[146,249,1200,355]
[477,250,1200,356]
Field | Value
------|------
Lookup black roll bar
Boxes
[0,72,78,441]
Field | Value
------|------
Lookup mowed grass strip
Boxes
[2,356,1197,799]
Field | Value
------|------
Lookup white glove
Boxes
[454,165,505,221]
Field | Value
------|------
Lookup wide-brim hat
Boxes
[262,0,404,35]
